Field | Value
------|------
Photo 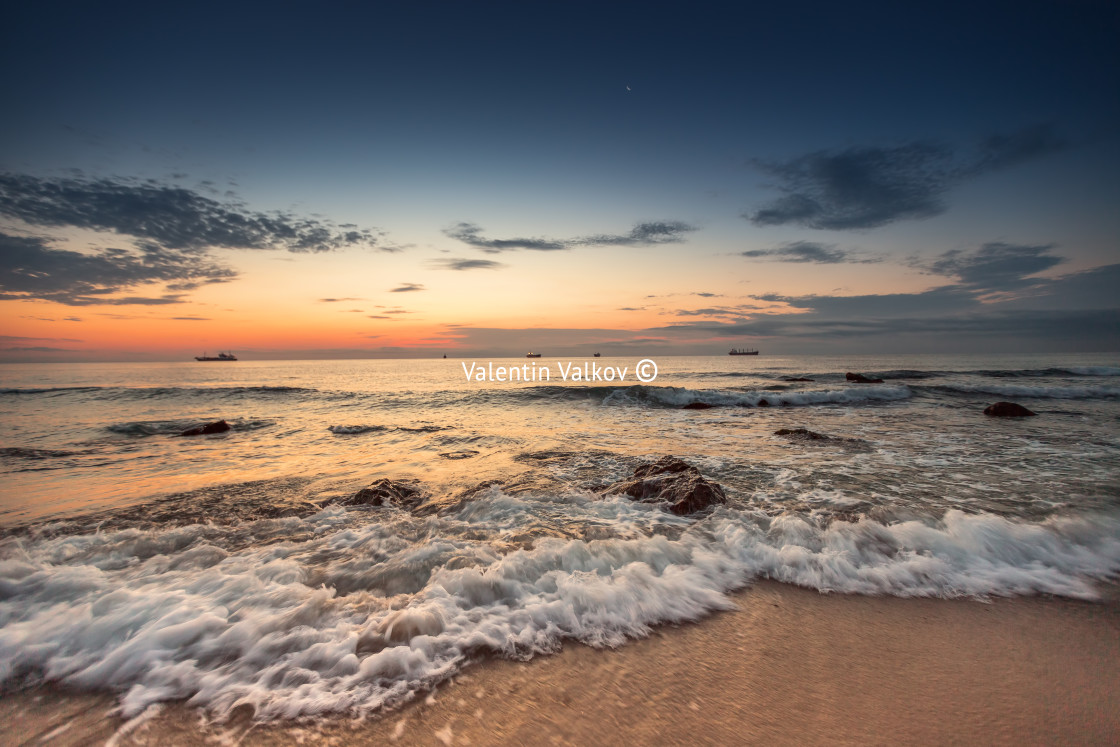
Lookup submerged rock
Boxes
[983,401,1037,417]
[782,377,815,382]
[845,372,884,384]
[601,456,727,515]
[180,420,231,436]
[682,402,714,410]
[756,398,771,407]
[438,450,480,459]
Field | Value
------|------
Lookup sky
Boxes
[1,0,1118,361]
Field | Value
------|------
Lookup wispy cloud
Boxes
[746,125,1067,230]
[429,257,508,271]
[444,220,697,253]
[918,242,1064,291]
[389,283,425,292]
[741,241,880,264]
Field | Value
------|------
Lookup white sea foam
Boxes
[2,495,1117,722]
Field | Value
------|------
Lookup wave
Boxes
[0,498,1116,722]
[974,366,1120,379]
[105,418,274,437]
[922,382,1120,400]
[328,425,449,435]
[0,386,103,396]
[1058,366,1120,377]
[0,447,78,460]
[328,424,389,434]
[600,384,913,408]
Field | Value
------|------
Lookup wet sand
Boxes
[4,581,1118,746]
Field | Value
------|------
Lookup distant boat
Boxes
[593,352,601,357]
[526,352,542,358]
[195,351,238,361]
[728,348,758,356]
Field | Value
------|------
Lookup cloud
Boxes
[0,232,234,305]
[389,283,425,292]
[0,172,383,253]
[319,297,366,303]
[747,125,1066,230]
[919,242,1064,291]
[429,257,507,271]
[444,220,697,253]
[575,221,698,247]
[0,346,76,352]
[444,223,566,252]
[967,124,1067,175]
[170,316,211,321]
[741,241,880,264]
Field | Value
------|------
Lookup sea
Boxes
[1,353,1119,722]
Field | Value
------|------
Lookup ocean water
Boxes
[1,353,1119,721]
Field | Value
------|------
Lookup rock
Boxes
[983,401,1037,417]
[601,456,727,515]
[775,427,829,440]
[782,377,815,382]
[756,398,771,407]
[339,478,424,508]
[180,420,231,436]
[846,372,884,384]
[682,402,714,410]
[438,450,480,459]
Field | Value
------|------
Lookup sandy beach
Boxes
[5,580,1117,746]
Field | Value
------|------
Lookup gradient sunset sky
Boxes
[2,0,1118,361]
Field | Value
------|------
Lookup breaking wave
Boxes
[3,493,1115,721]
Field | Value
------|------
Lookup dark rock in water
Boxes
[984,401,1037,417]
[774,427,871,450]
[180,420,231,436]
[601,456,727,515]
[756,398,771,407]
[846,372,884,384]
[439,450,480,459]
[682,402,714,410]
[340,478,424,508]
[782,377,815,382]
[775,427,829,440]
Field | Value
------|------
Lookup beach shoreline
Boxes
[5,580,1118,746]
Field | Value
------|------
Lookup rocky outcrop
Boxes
[846,372,884,384]
[682,402,715,410]
[601,456,727,515]
[180,420,231,436]
[338,478,424,509]
[983,401,1037,417]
